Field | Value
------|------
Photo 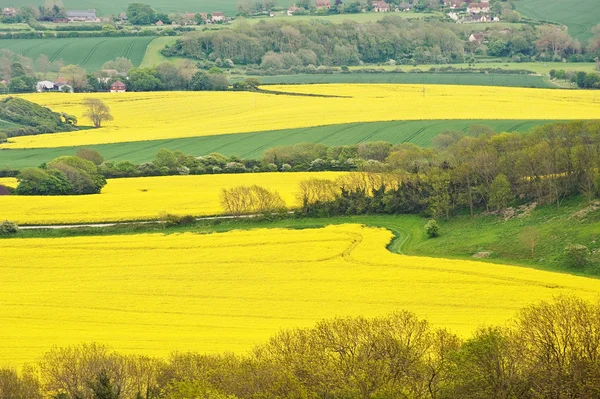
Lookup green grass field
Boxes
[0,120,554,169]
[515,0,600,41]
[0,37,155,71]
[242,11,436,25]
[250,73,554,88]
[348,62,598,75]
[140,36,179,67]
[0,0,295,16]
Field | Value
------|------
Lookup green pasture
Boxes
[515,0,600,41]
[348,62,598,75]
[0,119,554,169]
[241,11,436,25]
[0,0,295,16]
[250,73,554,88]
[140,36,179,67]
[0,37,155,71]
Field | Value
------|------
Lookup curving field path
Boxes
[3,224,600,365]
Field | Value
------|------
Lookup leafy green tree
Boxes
[425,219,440,238]
[8,76,36,93]
[190,71,212,91]
[128,68,163,91]
[153,148,179,170]
[47,156,107,195]
[489,174,513,211]
[91,370,120,399]
[126,3,157,25]
[563,244,589,269]
[15,168,73,196]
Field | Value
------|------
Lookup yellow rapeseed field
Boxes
[4,84,599,149]
[3,224,600,365]
[0,172,345,225]
[0,177,17,188]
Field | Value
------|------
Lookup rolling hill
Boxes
[515,0,600,41]
[0,37,154,72]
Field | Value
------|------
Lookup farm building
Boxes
[66,10,99,22]
[288,5,301,16]
[316,0,331,9]
[467,2,490,13]
[155,20,164,26]
[212,12,225,22]
[471,14,490,22]
[372,1,391,12]
[181,13,197,25]
[36,81,57,92]
[444,0,466,8]
[0,185,10,196]
[2,7,17,17]
[468,33,485,43]
[110,81,127,93]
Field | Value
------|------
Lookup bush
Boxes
[161,213,196,227]
[564,244,589,269]
[0,132,7,143]
[0,220,18,236]
[425,219,440,238]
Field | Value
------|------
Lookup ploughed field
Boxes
[3,224,600,365]
[5,84,599,149]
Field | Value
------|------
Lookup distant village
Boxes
[2,0,502,27]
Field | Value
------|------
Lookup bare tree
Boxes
[83,98,114,128]
[519,226,540,258]
[36,54,52,80]
[220,185,286,216]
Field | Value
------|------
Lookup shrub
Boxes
[0,132,7,143]
[425,219,440,238]
[0,220,18,236]
[564,244,589,269]
[161,213,196,227]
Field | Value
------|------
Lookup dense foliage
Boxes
[284,121,600,217]
[2,297,600,399]
[15,155,106,195]
[0,97,75,137]
[163,17,600,69]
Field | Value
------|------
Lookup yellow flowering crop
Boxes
[3,224,600,365]
[0,172,345,225]
[0,177,17,188]
[4,84,599,149]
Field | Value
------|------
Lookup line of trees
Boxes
[163,17,600,69]
[288,121,600,219]
[2,296,600,399]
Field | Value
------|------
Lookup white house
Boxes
[372,1,391,12]
[36,81,55,92]
[467,2,490,13]
[212,12,225,22]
